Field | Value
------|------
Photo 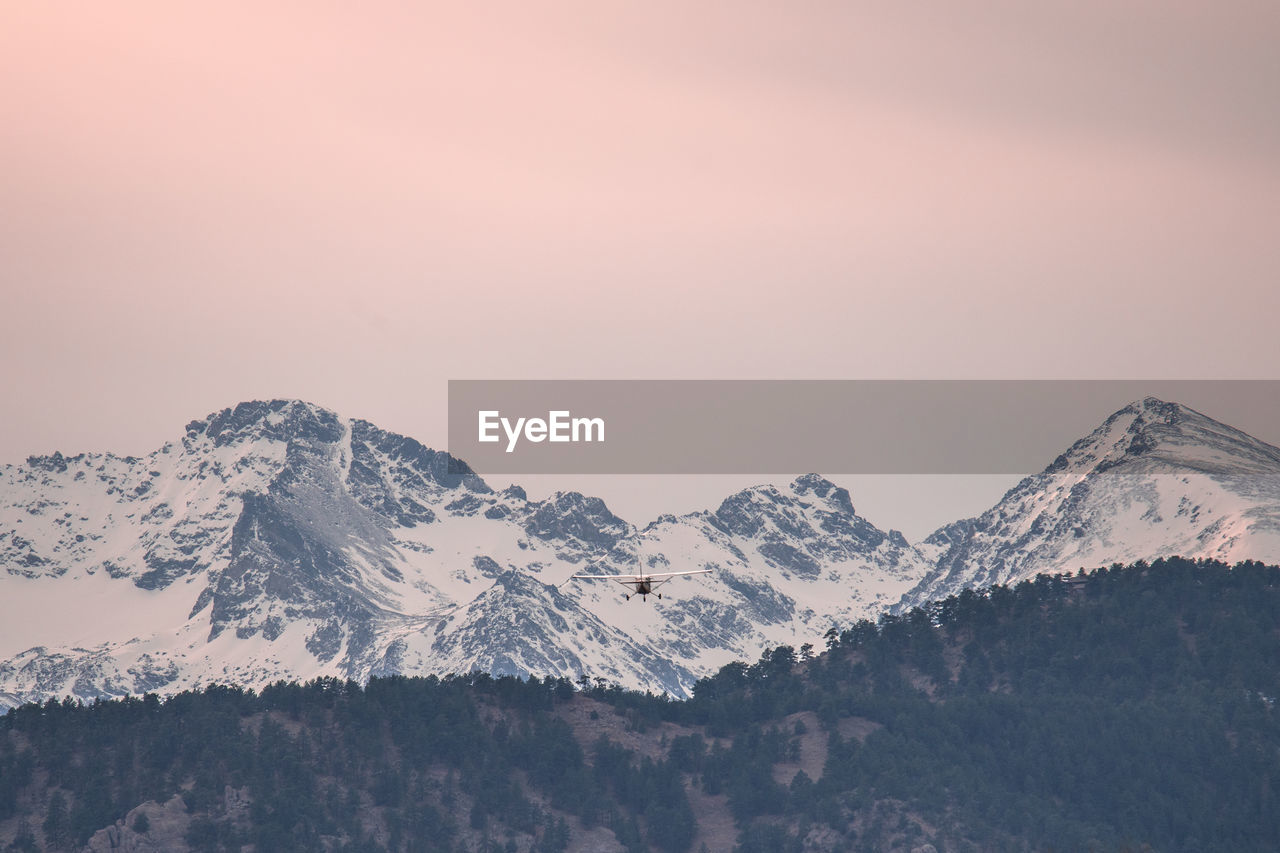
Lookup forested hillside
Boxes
[2,558,1278,852]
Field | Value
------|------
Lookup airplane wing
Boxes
[640,569,713,579]
[570,569,711,581]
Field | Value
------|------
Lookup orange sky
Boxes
[3,2,1279,530]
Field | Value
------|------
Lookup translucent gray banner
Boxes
[446,380,1280,475]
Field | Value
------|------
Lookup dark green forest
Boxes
[2,557,1278,852]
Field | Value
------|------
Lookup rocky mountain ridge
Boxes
[2,396,1279,708]
[902,397,1280,606]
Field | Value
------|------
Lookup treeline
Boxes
[0,674,693,852]
[587,557,1280,851]
[2,557,1279,852]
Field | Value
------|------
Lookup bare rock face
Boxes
[802,825,844,852]
[223,785,250,828]
[566,825,626,853]
[82,795,191,853]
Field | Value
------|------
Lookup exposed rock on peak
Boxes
[903,399,1280,608]
[186,399,344,447]
[522,491,630,551]
[790,473,856,515]
[1046,398,1280,478]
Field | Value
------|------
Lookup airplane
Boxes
[570,568,711,602]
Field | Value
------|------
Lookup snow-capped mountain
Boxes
[0,401,927,708]
[900,397,1280,608]
[4,396,1279,710]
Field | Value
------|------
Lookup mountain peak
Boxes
[522,490,631,549]
[1132,395,1182,413]
[1046,398,1280,477]
[185,400,344,448]
[905,396,1280,607]
[790,474,856,515]
[1113,396,1197,436]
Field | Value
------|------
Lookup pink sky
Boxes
[3,2,1279,531]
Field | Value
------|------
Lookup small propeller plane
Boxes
[570,568,711,602]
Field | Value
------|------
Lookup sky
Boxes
[2,2,1279,537]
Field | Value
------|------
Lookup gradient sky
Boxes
[3,3,1279,535]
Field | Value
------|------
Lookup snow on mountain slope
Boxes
[899,397,1280,608]
[597,475,929,674]
[5,396,1278,710]
[0,401,930,708]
